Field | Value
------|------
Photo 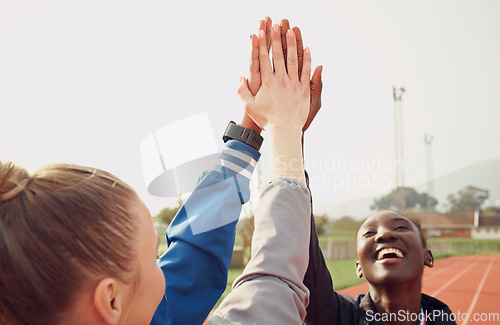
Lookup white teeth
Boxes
[377,247,404,260]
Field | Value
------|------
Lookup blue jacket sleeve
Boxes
[151,140,260,325]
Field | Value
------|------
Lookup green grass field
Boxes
[213,258,366,309]
[157,230,359,257]
[157,228,500,311]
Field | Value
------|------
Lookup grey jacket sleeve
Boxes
[208,177,311,325]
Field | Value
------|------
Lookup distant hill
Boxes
[314,159,500,220]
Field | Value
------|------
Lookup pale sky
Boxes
[1,0,499,215]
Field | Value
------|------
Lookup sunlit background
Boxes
[2,0,499,219]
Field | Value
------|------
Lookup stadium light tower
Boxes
[393,86,406,209]
[425,134,435,237]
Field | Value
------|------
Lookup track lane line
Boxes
[461,256,495,325]
[430,257,482,297]
[423,258,461,280]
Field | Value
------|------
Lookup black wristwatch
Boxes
[223,121,263,151]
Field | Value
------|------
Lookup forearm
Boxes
[208,178,311,324]
[269,126,305,184]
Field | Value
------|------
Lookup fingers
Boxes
[258,29,273,81]
[259,17,272,53]
[280,19,290,60]
[300,47,312,88]
[248,34,260,95]
[280,19,304,79]
[249,17,271,95]
[270,24,286,77]
[286,29,299,81]
[259,19,266,33]
[301,65,323,132]
[311,65,323,95]
[292,26,304,79]
[303,65,323,131]
[310,65,323,114]
[265,17,272,52]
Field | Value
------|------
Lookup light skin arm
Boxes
[238,24,312,184]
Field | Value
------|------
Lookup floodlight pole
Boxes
[425,134,435,237]
[393,86,406,210]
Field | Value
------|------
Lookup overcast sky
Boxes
[2,0,499,215]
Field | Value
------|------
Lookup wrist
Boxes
[268,124,303,139]
[239,115,262,134]
[223,121,263,151]
[239,122,262,135]
[269,128,305,184]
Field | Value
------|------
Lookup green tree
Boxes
[154,197,183,226]
[483,206,500,216]
[371,187,437,211]
[238,216,255,266]
[447,185,489,213]
[314,214,328,236]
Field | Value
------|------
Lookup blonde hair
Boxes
[0,161,141,325]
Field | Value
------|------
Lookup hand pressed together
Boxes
[240,17,323,133]
[238,23,311,132]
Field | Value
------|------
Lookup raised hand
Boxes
[279,19,323,132]
[239,17,272,133]
[238,24,311,183]
[238,24,311,131]
[242,18,323,133]
[248,17,272,96]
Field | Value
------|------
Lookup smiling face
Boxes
[356,211,433,287]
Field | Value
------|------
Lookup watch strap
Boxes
[223,121,263,151]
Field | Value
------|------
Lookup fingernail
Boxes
[287,29,295,38]
[258,30,265,38]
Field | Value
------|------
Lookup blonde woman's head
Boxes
[0,161,165,325]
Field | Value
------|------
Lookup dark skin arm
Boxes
[276,21,333,325]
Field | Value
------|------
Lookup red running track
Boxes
[339,255,500,325]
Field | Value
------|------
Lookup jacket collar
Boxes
[359,291,377,313]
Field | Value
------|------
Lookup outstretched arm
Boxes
[242,18,333,325]
[209,22,312,324]
[242,23,311,182]
[150,140,261,325]
[252,18,332,325]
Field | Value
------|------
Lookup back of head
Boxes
[0,161,140,325]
